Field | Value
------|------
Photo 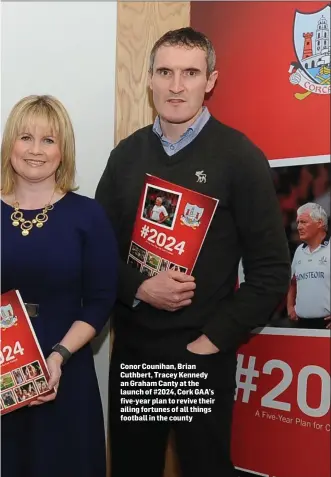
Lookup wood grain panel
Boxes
[115,1,190,145]
[110,2,190,476]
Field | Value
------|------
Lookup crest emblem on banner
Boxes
[180,203,204,229]
[288,5,330,100]
[0,304,18,330]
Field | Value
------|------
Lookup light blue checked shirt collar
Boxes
[152,106,211,156]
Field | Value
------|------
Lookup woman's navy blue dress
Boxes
[1,192,117,477]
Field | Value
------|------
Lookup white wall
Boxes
[1,1,118,430]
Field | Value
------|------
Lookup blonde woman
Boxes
[1,95,118,477]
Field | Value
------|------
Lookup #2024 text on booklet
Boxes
[127,173,219,278]
[1,289,54,415]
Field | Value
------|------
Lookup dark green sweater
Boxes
[95,116,291,354]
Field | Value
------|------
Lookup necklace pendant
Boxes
[11,194,55,236]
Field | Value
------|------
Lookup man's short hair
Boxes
[149,27,216,77]
[297,202,328,230]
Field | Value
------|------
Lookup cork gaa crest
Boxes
[180,203,204,229]
[0,304,18,330]
[288,5,330,100]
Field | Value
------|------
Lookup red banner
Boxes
[0,290,52,414]
[127,174,218,276]
[191,1,330,161]
[232,329,331,477]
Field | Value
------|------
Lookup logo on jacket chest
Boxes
[195,170,207,183]
[319,256,328,265]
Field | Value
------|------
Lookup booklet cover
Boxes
[0,289,53,415]
[127,174,219,277]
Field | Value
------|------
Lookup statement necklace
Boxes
[11,191,55,236]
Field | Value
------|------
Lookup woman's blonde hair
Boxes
[1,94,78,194]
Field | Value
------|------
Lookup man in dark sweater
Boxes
[96,27,291,477]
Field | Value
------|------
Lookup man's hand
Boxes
[324,315,331,329]
[29,352,62,406]
[288,306,298,321]
[136,270,196,312]
[187,334,219,355]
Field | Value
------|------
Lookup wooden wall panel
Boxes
[110,3,190,476]
[115,1,190,145]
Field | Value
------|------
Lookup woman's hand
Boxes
[29,352,63,406]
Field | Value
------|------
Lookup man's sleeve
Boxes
[162,206,169,217]
[95,145,147,308]
[202,137,291,352]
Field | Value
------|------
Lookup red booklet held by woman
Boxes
[127,174,219,277]
[0,289,53,414]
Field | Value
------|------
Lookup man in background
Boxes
[287,202,330,329]
[96,27,290,477]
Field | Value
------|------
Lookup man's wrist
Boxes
[135,281,147,301]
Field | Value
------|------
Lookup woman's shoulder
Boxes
[66,192,110,224]
[67,192,104,211]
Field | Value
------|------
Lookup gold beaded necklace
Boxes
[10,191,55,236]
